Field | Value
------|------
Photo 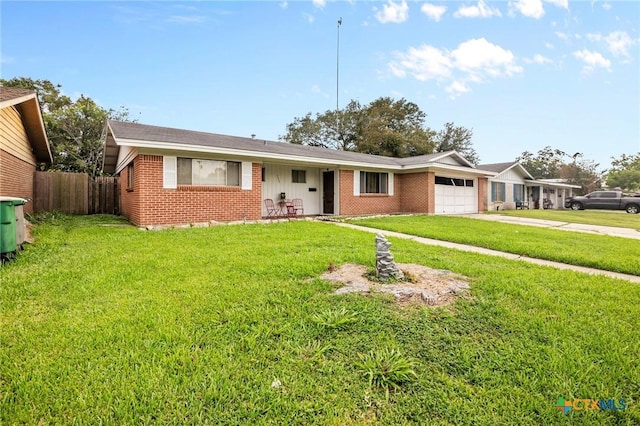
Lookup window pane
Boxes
[465,180,474,187]
[227,162,240,186]
[194,159,226,185]
[292,170,306,183]
[177,158,192,185]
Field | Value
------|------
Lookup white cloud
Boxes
[510,0,545,19]
[280,2,288,9]
[303,13,314,23]
[421,3,447,22]
[389,38,522,98]
[524,54,552,64]
[375,0,409,24]
[452,38,523,77]
[544,0,569,10]
[1,55,15,64]
[555,31,570,41]
[604,31,634,58]
[587,31,635,58]
[390,45,452,80]
[165,15,207,24]
[454,1,502,18]
[602,2,612,10]
[312,0,326,9]
[446,81,471,97]
[545,42,554,49]
[311,85,321,94]
[573,49,611,72]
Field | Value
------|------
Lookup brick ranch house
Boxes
[102,120,497,226]
[0,87,52,214]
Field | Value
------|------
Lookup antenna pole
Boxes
[337,17,342,112]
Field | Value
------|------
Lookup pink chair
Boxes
[264,199,280,218]
[292,198,304,216]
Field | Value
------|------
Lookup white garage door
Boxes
[435,177,477,214]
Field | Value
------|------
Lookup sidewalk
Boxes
[332,222,640,283]
[459,214,640,239]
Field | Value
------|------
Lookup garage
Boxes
[434,176,477,214]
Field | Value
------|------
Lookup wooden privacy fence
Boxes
[33,171,119,215]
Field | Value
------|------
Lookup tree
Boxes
[558,153,602,194]
[434,122,479,165]
[517,146,569,179]
[1,77,135,177]
[606,153,640,192]
[517,147,603,194]
[280,97,441,158]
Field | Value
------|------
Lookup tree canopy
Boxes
[517,146,603,194]
[1,77,135,177]
[606,153,640,192]
[280,97,478,163]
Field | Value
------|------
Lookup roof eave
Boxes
[15,96,52,163]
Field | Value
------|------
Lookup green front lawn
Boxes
[486,208,640,230]
[1,215,638,424]
[348,215,640,276]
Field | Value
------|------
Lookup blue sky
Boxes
[2,1,638,169]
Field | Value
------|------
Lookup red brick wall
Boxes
[119,158,140,224]
[397,171,435,214]
[120,155,262,226]
[477,177,487,212]
[338,170,401,215]
[0,149,35,214]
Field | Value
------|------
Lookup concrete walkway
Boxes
[332,222,640,283]
[459,214,640,239]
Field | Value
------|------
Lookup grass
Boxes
[348,215,640,276]
[1,215,639,424]
[486,208,640,230]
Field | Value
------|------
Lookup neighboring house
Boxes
[480,161,581,210]
[0,87,52,213]
[102,120,496,226]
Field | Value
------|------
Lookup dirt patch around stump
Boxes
[321,263,471,307]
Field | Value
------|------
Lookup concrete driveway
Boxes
[460,214,640,239]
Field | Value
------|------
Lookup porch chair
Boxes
[264,199,280,218]
[292,198,304,216]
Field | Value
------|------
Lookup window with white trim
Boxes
[177,158,240,186]
[360,172,388,194]
[513,184,525,201]
[491,182,506,202]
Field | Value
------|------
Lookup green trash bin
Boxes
[0,198,18,255]
[1,197,27,257]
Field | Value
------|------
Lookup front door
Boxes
[322,171,334,214]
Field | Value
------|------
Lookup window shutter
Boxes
[388,172,394,196]
[353,170,360,196]
[491,182,496,202]
[241,162,252,190]
[163,156,177,189]
[502,183,506,201]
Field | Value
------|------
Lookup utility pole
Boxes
[336,17,342,112]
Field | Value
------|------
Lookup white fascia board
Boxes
[115,146,138,174]
[511,163,534,180]
[524,179,581,189]
[115,138,404,171]
[401,162,497,176]
[427,151,475,168]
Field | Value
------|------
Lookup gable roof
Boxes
[104,120,496,177]
[0,86,52,163]
[478,161,534,180]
